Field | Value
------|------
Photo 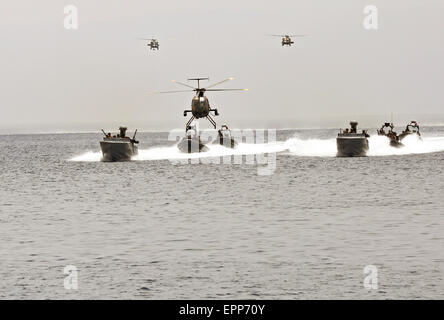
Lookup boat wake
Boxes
[135,142,286,161]
[286,134,444,157]
[69,151,103,162]
[69,134,444,162]
[69,142,287,162]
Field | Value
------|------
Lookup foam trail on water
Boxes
[69,135,444,162]
[286,134,444,157]
[285,138,337,157]
[134,142,287,161]
[69,151,103,162]
[69,141,287,162]
[368,135,444,156]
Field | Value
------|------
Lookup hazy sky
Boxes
[1,0,444,132]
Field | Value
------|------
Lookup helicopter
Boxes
[139,37,159,50]
[155,77,248,129]
[267,34,306,47]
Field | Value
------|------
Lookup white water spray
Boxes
[69,134,444,162]
[286,134,444,157]
[69,141,287,162]
[69,151,103,162]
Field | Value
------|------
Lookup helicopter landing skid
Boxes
[185,116,195,129]
[206,115,217,129]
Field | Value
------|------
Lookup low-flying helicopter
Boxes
[155,77,248,129]
[267,34,306,47]
[139,37,159,50]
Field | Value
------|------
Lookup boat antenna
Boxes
[133,129,138,140]
[101,129,107,137]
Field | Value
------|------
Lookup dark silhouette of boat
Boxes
[212,125,237,148]
[337,121,370,157]
[100,127,139,162]
[177,125,208,153]
[377,122,403,148]
[398,121,421,141]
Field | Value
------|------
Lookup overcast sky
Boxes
[1,0,444,132]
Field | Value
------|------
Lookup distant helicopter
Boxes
[156,77,248,129]
[139,37,159,50]
[267,34,306,47]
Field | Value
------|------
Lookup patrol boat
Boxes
[398,121,421,141]
[213,125,237,148]
[100,127,139,162]
[337,121,370,157]
[177,124,208,153]
[377,122,403,148]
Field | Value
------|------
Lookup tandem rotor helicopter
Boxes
[139,37,159,50]
[267,34,307,47]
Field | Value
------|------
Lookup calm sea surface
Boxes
[1,127,444,299]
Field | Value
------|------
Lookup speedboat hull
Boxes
[100,141,138,162]
[399,121,421,141]
[212,136,237,148]
[389,139,404,148]
[337,135,369,157]
[177,137,208,153]
[380,133,404,148]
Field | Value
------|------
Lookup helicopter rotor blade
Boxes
[150,90,194,94]
[266,34,307,37]
[206,77,235,89]
[171,80,196,89]
[205,89,249,92]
